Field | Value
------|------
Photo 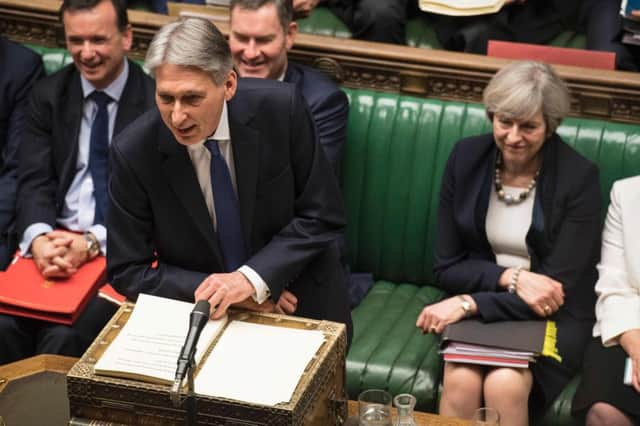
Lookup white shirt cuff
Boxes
[238,265,271,304]
[19,223,54,256]
[87,224,107,255]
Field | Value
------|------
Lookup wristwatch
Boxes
[84,232,100,259]
[458,295,471,317]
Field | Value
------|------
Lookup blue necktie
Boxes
[205,140,246,272]
[88,91,112,224]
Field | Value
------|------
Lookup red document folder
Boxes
[487,40,616,70]
[0,255,107,325]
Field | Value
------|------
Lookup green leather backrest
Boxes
[341,88,640,285]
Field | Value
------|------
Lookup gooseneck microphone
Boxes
[170,299,210,404]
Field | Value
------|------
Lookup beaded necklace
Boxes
[494,153,539,205]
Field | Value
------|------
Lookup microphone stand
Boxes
[170,358,197,426]
[186,358,197,426]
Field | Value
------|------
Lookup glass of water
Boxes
[472,407,500,426]
[358,389,392,426]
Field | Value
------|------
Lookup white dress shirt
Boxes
[20,60,130,256]
[186,102,271,304]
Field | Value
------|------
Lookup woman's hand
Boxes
[416,296,474,334]
[515,270,564,317]
[620,329,640,392]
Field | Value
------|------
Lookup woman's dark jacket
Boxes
[434,133,602,322]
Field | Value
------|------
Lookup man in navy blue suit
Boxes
[0,37,44,270]
[229,0,348,173]
[107,17,352,341]
[0,0,155,365]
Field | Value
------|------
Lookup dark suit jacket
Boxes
[107,78,352,335]
[16,59,155,236]
[434,133,602,322]
[0,38,44,268]
[284,62,348,173]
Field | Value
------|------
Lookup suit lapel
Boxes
[229,113,259,249]
[157,125,224,264]
[114,60,145,134]
[60,73,83,198]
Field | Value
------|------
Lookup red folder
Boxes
[0,255,107,325]
[487,40,616,70]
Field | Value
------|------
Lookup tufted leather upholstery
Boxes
[341,88,640,423]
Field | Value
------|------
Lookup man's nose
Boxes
[80,41,95,61]
[244,40,259,59]
[171,103,187,126]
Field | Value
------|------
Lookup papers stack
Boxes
[441,341,535,368]
[439,319,562,368]
[419,0,505,16]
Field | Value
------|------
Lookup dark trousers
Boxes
[326,0,421,44]
[582,0,640,71]
[0,297,117,365]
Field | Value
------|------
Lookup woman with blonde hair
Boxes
[416,61,602,425]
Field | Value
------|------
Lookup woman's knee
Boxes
[586,402,634,426]
[483,367,533,404]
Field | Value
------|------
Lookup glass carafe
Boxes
[393,393,416,426]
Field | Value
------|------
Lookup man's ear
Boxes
[285,21,298,51]
[121,24,133,52]
[224,70,238,101]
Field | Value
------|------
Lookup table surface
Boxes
[0,355,469,426]
[346,399,469,426]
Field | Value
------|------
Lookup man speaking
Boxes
[107,17,352,341]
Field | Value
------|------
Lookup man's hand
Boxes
[620,329,640,392]
[416,295,474,334]
[514,270,564,317]
[194,271,256,319]
[275,290,298,315]
[32,233,74,278]
[293,0,320,17]
[47,229,91,269]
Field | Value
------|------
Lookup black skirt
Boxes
[572,337,640,420]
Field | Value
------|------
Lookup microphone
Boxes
[171,300,210,398]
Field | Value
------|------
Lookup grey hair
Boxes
[483,61,570,135]
[145,17,233,85]
[230,0,293,31]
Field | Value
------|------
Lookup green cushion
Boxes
[25,44,73,75]
[297,7,352,39]
[406,16,443,49]
[341,88,640,421]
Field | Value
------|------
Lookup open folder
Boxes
[0,254,106,325]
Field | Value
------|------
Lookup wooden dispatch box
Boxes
[67,302,348,425]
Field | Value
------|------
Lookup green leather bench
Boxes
[341,88,640,425]
[25,44,639,424]
[298,6,587,50]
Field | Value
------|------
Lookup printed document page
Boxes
[195,321,325,405]
[94,294,226,384]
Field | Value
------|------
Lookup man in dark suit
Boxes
[107,17,352,341]
[0,0,155,365]
[0,37,44,270]
[229,0,348,173]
